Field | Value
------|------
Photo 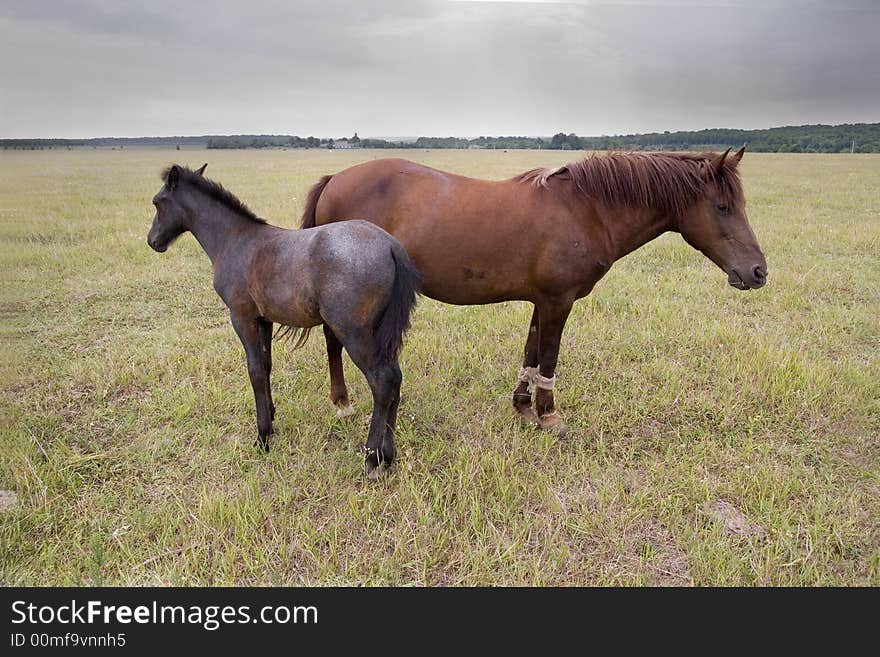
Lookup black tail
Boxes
[273,324,312,349]
[376,242,421,361]
[300,174,333,229]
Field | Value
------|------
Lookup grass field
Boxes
[1,147,878,585]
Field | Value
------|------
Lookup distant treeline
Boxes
[0,136,210,150]
[570,123,880,153]
[3,123,879,152]
[359,124,880,153]
[206,135,324,149]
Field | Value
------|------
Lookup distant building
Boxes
[334,140,352,149]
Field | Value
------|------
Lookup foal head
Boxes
[147,163,207,252]
[676,148,767,290]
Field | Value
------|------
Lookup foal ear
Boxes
[195,163,208,176]
[711,148,731,171]
[167,164,180,190]
[730,146,745,166]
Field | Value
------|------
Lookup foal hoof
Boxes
[538,410,568,437]
[364,445,393,481]
[335,402,356,418]
[255,436,271,452]
[365,455,385,481]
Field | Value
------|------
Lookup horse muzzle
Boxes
[728,265,767,290]
[147,236,167,253]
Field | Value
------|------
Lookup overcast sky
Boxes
[1,0,877,138]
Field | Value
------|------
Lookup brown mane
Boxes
[161,165,266,223]
[517,151,743,217]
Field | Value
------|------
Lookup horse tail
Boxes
[375,241,421,361]
[273,324,312,349]
[300,174,333,229]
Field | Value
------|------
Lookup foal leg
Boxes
[361,360,401,478]
[334,326,400,479]
[258,318,275,421]
[534,300,573,436]
[513,305,540,426]
[232,313,274,451]
[361,360,401,479]
[323,323,355,417]
[380,367,402,465]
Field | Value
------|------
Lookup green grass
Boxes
[1,148,878,585]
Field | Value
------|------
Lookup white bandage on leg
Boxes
[519,366,538,385]
[533,372,556,391]
[519,367,555,394]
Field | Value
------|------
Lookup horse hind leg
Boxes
[333,325,401,479]
[513,305,541,426]
[360,360,400,479]
[323,323,355,417]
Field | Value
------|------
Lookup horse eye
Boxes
[716,203,730,214]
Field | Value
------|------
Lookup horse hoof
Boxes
[514,404,540,427]
[538,411,567,436]
[365,462,380,480]
[336,403,356,418]
[255,437,271,452]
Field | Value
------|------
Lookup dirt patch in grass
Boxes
[704,500,767,540]
[832,435,879,471]
[0,490,18,512]
[635,518,692,585]
[554,480,598,513]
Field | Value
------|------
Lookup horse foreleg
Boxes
[323,323,354,417]
[534,300,573,436]
[258,318,275,421]
[513,305,540,426]
[232,313,274,451]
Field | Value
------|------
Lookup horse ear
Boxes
[167,165,180,190]
[195,163,208,176]
[730,146,745,166]
[711,148,731,171]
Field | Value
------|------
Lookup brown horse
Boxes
[301,148,767,435]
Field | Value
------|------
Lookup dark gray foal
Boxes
[147,164,419,478]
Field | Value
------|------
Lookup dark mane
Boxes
[162,165,265,223]
[517,151,743,217]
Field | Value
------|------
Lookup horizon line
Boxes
[3,120,879,142]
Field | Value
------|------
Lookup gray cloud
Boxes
[0,0,876,138]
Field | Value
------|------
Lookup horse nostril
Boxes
[752,265,766,281]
